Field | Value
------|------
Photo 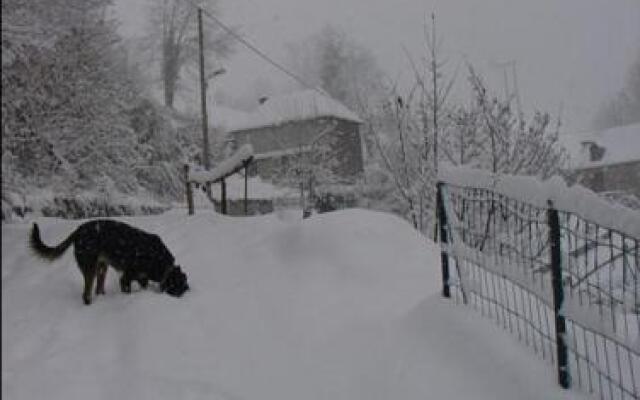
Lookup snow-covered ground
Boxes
[2,209,589,400]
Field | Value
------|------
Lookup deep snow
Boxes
[2,208,589,399]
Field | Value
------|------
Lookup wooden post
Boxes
[244,164,248,215]
[220,178,227,215]
[184,164,194,216]
[548,200,570,389]
[308,176,314,212]
[437,182,451,298]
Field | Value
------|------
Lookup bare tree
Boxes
[355,14,457,234]
[144,0,235,108]
[363,84,431,231]
[465,64,566,179]
[403,13,458,235]
[286,24,386,115]
[442,105,485,166]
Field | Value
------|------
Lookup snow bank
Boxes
[3,209,587,400]
[439,165,640,238]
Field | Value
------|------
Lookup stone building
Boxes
[561,122,640,204]
[228,90,364,184]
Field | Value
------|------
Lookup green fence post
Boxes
[437,182,451,298]
[184,164,194,216]
[547,200,570,389]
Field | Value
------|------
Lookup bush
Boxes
[1,190,168,221]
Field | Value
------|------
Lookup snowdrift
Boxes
[2,209,587,399]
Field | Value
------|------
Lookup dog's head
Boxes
[160,265,189,297]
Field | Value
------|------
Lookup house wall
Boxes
[333,119,364,179]
[232,118,363,183]
[575,161,640,198]
[233,120,321,155]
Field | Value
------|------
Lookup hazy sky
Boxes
[114,0,640,131]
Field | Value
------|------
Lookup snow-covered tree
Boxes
[3,1,121,188]
[363,14,455,233]
[442,105,485,166]
[2,0,192,216]
[286,25,385,115]
[462,65,566,178]
[364,88,433,231]
[362,63,565,233]
[407,13,458,176]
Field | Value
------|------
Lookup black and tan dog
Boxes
[30,219,189,305]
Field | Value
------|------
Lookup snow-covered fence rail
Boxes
[438,166,640,400]
[185,144,254,215]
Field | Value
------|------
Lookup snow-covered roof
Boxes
[188,144,254,184]
[228,89,363,132]
[560,122,640,169]
[210,106,252,131]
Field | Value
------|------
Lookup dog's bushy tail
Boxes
[30,223,76,261]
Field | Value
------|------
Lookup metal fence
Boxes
[437,181,640,400]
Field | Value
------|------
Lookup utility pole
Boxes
[198,7,212,197]
[428,12,440,242]
[431,12,438,175]
[198,10,210,166]
[510,60,523,121]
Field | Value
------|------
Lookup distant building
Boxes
[228,90,365,184]
[561,122,640,201]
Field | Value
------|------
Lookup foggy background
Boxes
[115,0,640,132]
[3,0,639,221]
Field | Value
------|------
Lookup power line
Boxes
[184,0,329,98]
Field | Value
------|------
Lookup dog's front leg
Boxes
[137,275,149,289]
[119,271,132,293]
[81,265,97,305]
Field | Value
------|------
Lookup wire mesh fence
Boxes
[437,181,639,400]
